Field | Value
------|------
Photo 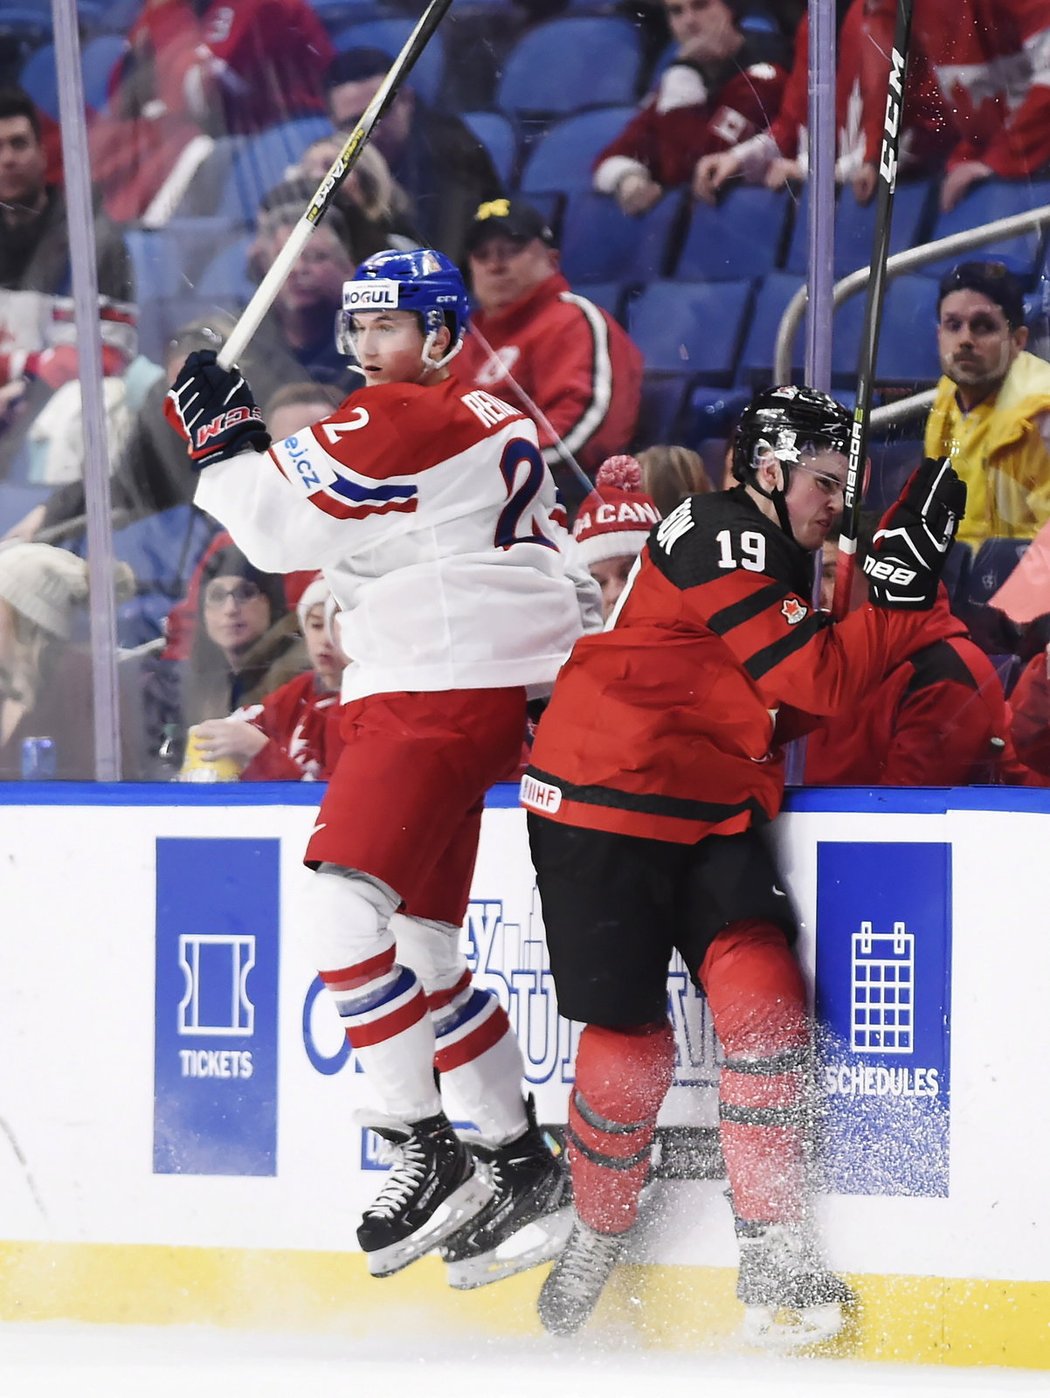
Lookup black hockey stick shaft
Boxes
[219,0,454,369]
[831,0,914,619]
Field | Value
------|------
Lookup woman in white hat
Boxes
[0,541,141,778]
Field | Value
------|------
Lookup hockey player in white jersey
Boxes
[166,248,600,1285]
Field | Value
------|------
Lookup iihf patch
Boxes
[781,596,808,625]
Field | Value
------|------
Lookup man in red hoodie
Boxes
[450,199,644,501]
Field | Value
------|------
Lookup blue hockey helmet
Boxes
[336,248,471,368]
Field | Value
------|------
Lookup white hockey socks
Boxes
[308,868,441,1124]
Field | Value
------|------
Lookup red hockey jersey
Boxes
[803,592,1006,786]
[593,58,787,191]
[523,488,935,844]
[235,670,343,781]
[914,0,1050,177]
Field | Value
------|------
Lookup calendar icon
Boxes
[850,921,914,1053]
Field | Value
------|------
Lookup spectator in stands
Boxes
[290,138,420,258]
[142,537,308,765]
[1007,644,1050,784]
[265,380,347,442]
[914,0,1050,212]
[248,191,362,392]
[637,442,713,515]
[805,516,1007,785]
[324,48,503,263]
[3,313,351,546]
[0,542,144,779]
[451,198,645,500]
[190,573,348,780]
[593,0,789,215]
[925,260,1050,548]
[0,87,135,475]
[87,0,333,224]
[571,456,662,620]
[694,0,950,205]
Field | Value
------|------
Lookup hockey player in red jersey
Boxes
[166,248,601,1286]
[522,386,966,1344]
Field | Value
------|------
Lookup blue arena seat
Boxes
[628,278,753,385]
[80,33,127,112]
[462,110,517,189]
[831,274,942,386]
[331,19,446,106]
[496,19,642,122]
[18,41,58,121]
[734,270,805,387]
[224,118,334,222]
[921,179,1050,281]
[517,107,636,199]
[558,189,682,285]
[785,180,935,278]
[0,482,49,538]
[968,537,1032,606]
[675,186,790,282]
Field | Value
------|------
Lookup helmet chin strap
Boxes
[751,460,796,541]
[420,328,464,371]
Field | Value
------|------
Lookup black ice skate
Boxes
[536,1214,626,1336]
[736,1222,854,1349]
[356,1112,493,1278]
[441,1104,573,1290]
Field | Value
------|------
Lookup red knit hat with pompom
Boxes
[572,455,661,567]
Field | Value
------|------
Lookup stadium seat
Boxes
[734,270,805,387]
[310,0,384,27]
[785,179,935,278]
[831,274,942,387]
[941,540,973,607]
[558,189,683,285]
[124,229,184,304]
[194,235,256,302]
[861,438,923,514]
[462,110,517,189]
[517,107,636,199]
[921,179,1050,281]
[222,118,334,223]
[18,41,58,121]
[80,33,126,112]
[968,537,1032,606]
[628,278,753,385]
[0,482,49,537]
[574,281,626,322]
[331,19,446,106]
[496,19,642,122]
[675,186,790,282]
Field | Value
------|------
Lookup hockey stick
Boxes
[831,0,914,619]
[468,321,596,501]
[217,0,453,371]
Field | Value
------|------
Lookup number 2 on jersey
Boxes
[716,528,766,572]
[495,439,556,550]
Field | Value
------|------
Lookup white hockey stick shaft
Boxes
[218,0,453,370]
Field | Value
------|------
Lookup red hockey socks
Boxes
[699,919,810,1228]
[567,1020,675,1235]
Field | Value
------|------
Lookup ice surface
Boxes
[0,1324,1045,1398]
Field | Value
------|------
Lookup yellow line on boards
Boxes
[0,1243,1046,1369]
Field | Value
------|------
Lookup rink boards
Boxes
[0,782,1047,1368]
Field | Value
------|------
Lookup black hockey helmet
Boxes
[731,385,852,486]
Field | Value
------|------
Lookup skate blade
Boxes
[364,1173,495,1279]
[444,1205,574,1290]
[740,1301,847,1351]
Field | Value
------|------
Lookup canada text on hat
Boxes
[573,457,661,567]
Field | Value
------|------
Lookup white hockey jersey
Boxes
[194,376,597,702]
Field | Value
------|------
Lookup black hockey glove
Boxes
[164,349,271,468]
[863,457,967,611]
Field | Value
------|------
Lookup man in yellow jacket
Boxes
[925,259,1050,547]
